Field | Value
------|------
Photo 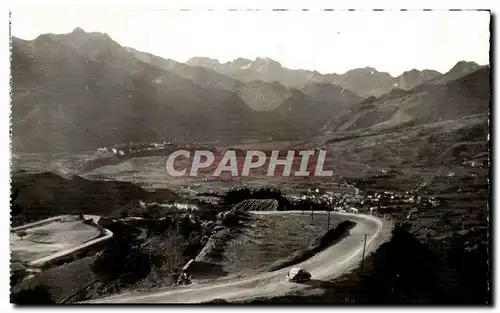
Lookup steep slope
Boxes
[187,57,324,89]
[12,31,165,151]
[301,83,361,105]
[188,57,468,98]
[270,89,344,138]
[128,49,299,112]
[393,69,441,90]
[11,29,264,152]
[430,61,481,85]
[232,57,286,83]
[327,67,395,98]
[125,47,241,91]
[12,28,487,153]
[186,56,224,72]
[322,66,490,133]
[235,80,293,111]
[13,29,366,152]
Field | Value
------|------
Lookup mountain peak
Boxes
[400,69,426,78]
[72,27,86,34]
[33,33,56,44]
[449,61,479,72]
[249,57,283,72]
[455,60,479,67]
[70,27,111,40]
[232,57,252,66]
[445,60,481,78]
[345,67,383,75]
[255,57,280,65]
[186,57,221,68]
[189,57,219,62]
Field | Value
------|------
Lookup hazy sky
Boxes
[11,9,490,76]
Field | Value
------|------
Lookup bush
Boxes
[92,214,211,294]
[142,231,185,271]
[221,210,240,227]
[195,202,221,221]
[252,187,290,210]
[223,187,252,206]
[16,230,28,240]
[11,285,55,304]
[176,214,201,238]
[91,227,149,283]
[135,230,188,289]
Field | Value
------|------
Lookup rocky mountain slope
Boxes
[187,57,395,97]
[125,47,242,91]
[11,31,271,151]
[11,29,362,152]
[187,56,483,99]
[321,66,490,133]
[11,28,488,153]
[428,61,481,85]
[302,82,361,105]
[291,66,490,180]
[129,47,356,112]
[11,29,259,151]
[392,69,441,90]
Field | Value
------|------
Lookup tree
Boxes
[11,188,21,216]
[11,285,55,304]
[17,230,27,240]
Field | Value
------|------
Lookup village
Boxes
[287,186,440,221]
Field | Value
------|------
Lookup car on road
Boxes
[286,267,311,283]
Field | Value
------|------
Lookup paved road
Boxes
[12,215,113,267]
[89,211,391,303]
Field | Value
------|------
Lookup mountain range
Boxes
[11,28,488,152]
[186,56,482,98]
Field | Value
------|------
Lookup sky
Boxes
[11,9,490,76]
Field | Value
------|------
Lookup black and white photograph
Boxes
[8,7,492,305]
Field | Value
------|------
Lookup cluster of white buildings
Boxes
[289,186,440,218]
[96,141,176,157]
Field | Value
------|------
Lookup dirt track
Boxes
[89,211,392,303]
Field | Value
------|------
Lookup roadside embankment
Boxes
[264,220,357,272]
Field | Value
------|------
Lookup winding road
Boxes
[88,211,392,303]
[12,215,113,268]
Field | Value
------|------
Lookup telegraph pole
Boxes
[360,233,368,270]
[327,206,331,230]
[326,198,333,231]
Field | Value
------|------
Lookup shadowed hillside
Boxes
[322,67,490,133]
[12,29,367,152]
[10,171,179,226]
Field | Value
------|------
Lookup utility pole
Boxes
[327,206,331,230]
[327,198,334,231]
[310,203,314,221]
[360,233,368,270]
